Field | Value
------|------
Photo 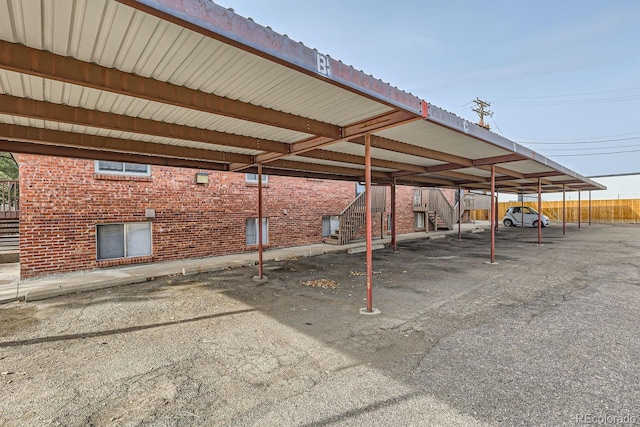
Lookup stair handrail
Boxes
[426,188,457,230]
[337,186,386,244]
[0,180,19,219]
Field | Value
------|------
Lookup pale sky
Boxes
[220,0,640,196]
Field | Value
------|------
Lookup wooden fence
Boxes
[470,199,640,223]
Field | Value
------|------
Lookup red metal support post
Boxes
[537,177,542,245]
[490,165,496,263]
[365,133,373,312]
[521,192,524,228]
[257,163,264,279]
[495,189,499,232]
[391,178,397,252]
[562,184,566,236]
[457,185,462,241]
[578,190,581,229]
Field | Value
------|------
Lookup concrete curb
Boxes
[3,222,492,304]
[347,243,385,254]
[24,276,148,302]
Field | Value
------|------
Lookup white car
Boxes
[502,206,550,227]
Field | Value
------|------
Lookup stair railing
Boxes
[337,186,386,244]
[426,189,457,230]
[0,180,19,219]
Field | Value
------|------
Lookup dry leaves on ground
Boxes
[299,279,339,289]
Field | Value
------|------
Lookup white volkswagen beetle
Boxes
[502,206,550,227]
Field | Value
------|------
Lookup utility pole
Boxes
[472,98,493,130]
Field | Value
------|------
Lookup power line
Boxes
[518,131,640,143]
[492,94,640,106]
[490,117,504,136]
[520,136,640,145]
[541,143,640,152]
[487,85,640,100]
[551,148,640,157]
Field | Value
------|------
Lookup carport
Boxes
[0,0,604,312]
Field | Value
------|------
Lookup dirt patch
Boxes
[0,306,39,337]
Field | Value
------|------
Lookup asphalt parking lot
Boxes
[1,223,639,426]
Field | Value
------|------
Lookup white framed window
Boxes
[387,214,393,232]
[322,215,340,237]
[414,212,425,229]
[95,161,151,176]
[97,222,152,260]
[246,218,268,245]
[245,173,268,184]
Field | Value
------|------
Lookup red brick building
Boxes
[16,155,459,279]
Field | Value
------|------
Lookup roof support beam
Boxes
[0,124,253,165]
[300,149,428,174]
[264,159,392,180]
[397,175,457,187]
[0,94,290,154]
[0,140,228,171]
[435,170,491,182]
[478,165,525,179]
[231,110,420,170]
[0,40,340,139]
[472,153,525,166]
[524,171,564,178]
[352,134,472,166]
[354,136,527,174]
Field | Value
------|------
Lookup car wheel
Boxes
[503,219,513,227]
[532,220,538,227]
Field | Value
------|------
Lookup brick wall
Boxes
[16,155,422,278]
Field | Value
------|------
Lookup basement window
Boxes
[245,173,268,184]
[95,161,151,176]
[97,222,152,260]
[246,218,268,245]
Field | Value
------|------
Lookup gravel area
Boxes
[0,224,639,426]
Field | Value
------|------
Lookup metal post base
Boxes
[359,307,381,316]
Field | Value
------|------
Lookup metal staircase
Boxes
[324,186,386,245]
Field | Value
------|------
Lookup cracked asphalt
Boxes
[0,224,639,426]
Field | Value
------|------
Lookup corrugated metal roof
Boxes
[0,0,391,127]
[0,0,605,193]
[376,120,512,160]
